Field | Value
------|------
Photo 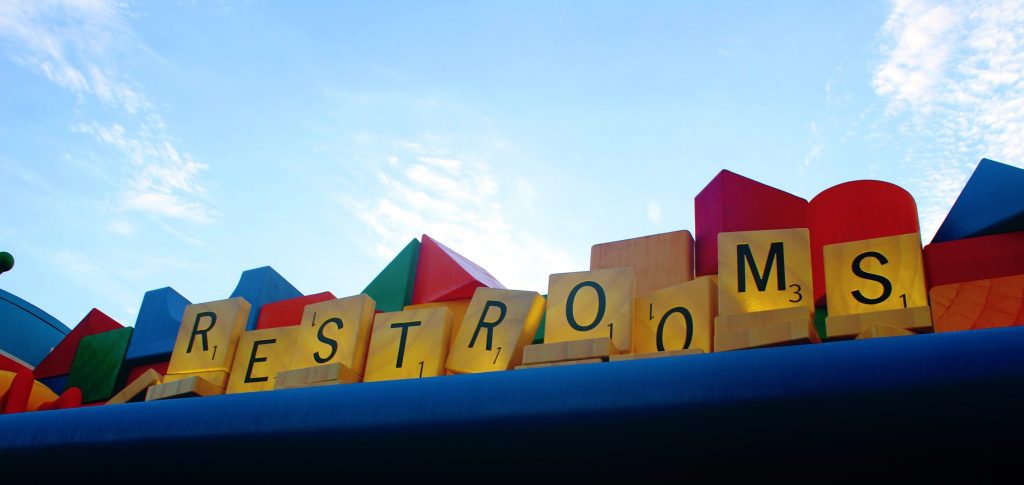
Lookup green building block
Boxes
[532,294,547,344]
[66,327,133,403]
[362,238,420,312]
[814,306,828,341]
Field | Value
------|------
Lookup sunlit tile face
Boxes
[635,276,717,354]
[546,268,635,353]
[291,294,375,377]
[364,308,452,382]
[446,288,545,374]
[167,298,251,375]
[824,233,927,316]
[225,326,298,394]
[718,229,813,316]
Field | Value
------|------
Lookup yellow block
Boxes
[275,363,362,390]
[106,369,163,405]
[546,268,635,353]
[291,294,375,377]
[515,358,604,370]
[825,306,933,340]
[445,289,545,374]
[167,297,251,375]
[225,326,298,394]
[590,230,694,298]
[823,233,927,316]
[364,307,452,382]
[163,370,230,389]
[856,324,916,340]
[636,275,718,354]
[718,229,814,316]
[522,337,619,365]
[714,307,817,351]
[608,348,704,362]
[145,375,224,401]
[404,298,471,350]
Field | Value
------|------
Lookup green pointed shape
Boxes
[66,327,133,403]
[532,294,547,344]
[363,239,420,312]
[814,306,828,341]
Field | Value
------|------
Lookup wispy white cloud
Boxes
[0,0,213,225]
[345,141,579,293]
[873,0,1024,239]
[646,200,663,224]
[803,121,824,169]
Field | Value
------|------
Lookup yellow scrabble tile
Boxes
[106,369,163,405]
[515,358,604,370]
[274,363,361,390]
[718,229,814,316]
[522,337,619,365]
[635,276,718,354]
[823,233,927,317]
[291,294,375,377]
[364,307,452,382]
[590,230,695,298]
[445,289,545,374]
[608,348,704,362]
[404,298,471,350]
[714,307,817,351]
[163,370,230,388]
[167,298,251,375]
[145,375,224,401]
[224,326,298,394]
[825,306,933,340]
[856,324,916,340]
[546,268,635,353]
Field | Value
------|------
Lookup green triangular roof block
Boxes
[362,238,420,312]
[533,294,547,344]
[66,327,134,403]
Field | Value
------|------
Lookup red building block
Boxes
[1,369,34,414]
[923,231,1024,289]
[255,292,336,330]
[36,387,83,412]
[411,235,505,304]
[809,181,920,306]
[127,361,170,384]
[0,350,32,374]
[694,170,809,277]
[33,309,122,379]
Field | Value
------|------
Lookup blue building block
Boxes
[933,158,1024,243]
[123,287,191,366]
[229,266,302,330]
[38,374,67,395]
[0,288,69,367]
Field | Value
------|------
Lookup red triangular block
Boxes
[33,309,122,379]
[411,235,504,304]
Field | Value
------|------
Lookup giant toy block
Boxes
[0,350,31,374]
[166,298,251,379]
[290,294,376,377]
[255,291,336,330]
[445,288,545,373]
[362,238,420,312]
[164,370,229,388]
[405,298,471,349]
[809,181,920,306]
[695,170,808,277]
[33,308,122,380]
[714,307,818,351]
[522,337,619,365]
[932,158,1024,243]
[106,369,162,405]
[229,266,302,330]
[929,274,1024,332]
[127,361,169,384]
[823,306,932,340]
[411,234,504,304]
[0,369,59,413]
[145,375,224,401]
[0,287,67,367]
[363,307,453,382]
[717,228,814,316]
[66,327,134,403]
[226,326,298,393]
[823,233,928,316]
[123,287,191,367]
[590,230,694,298]
[923,231,1024,288]
[634,276,717,354]
[34,386,82,411]
[545,268,635,353]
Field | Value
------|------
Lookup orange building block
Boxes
[930,274,1024,332]
[590,230,695,298]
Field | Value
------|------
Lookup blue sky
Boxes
[2,0,1023,329]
